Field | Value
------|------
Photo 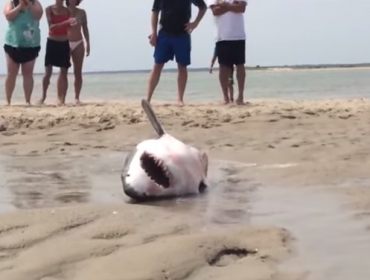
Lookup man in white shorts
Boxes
[207,0,248,104]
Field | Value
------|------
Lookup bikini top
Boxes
[48,8,69,36]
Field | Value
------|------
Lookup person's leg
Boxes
[70,42,85,103]
[228,67,234,102]
[147,64,165,104]
[40,39,54,104]
[219,65,231,104]
[57,67,69,105]
[146,31,171,103]
[216,41,232,104]
[176,64,187,106]
[228,80,234,102]
[40,65,53,104]
[4,51,20,105]
[57,41,71,105]
[173,34,191,106]
[234,40,246,105]
[21,59,36,105]
[235,65,245,104]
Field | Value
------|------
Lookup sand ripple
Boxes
[1,99,370,279]
[1,99,370,132]
[0,205,291,280]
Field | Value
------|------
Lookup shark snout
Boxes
[124,187,147,200]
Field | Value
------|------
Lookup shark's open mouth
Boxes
[140,152,171,188]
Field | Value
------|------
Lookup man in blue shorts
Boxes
[146,0,207,105]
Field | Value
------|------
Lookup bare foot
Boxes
[75,98,81,104]
[217,100,230,105]
[25,102,31,107]
[56,98,64,106]
[229,94,234,103]
[177,99,185,106]
[36,96,46,105]
[220,97,230,105]
[236,99,250,105]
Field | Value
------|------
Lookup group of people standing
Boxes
[3,0,89,106]
[3,0,247,106]
[146,0,247,105]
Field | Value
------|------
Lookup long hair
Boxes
[65,0,82,6]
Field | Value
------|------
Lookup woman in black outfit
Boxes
[39,0,75,105]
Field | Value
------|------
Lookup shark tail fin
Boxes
[141,99,166,137]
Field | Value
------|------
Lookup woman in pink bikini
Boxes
[66,0,89,103]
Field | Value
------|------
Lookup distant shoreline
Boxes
[1,63,369,76]
[81,63,370,75]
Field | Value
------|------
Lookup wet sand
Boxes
[1,99,370,280]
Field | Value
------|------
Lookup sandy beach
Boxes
[1,99,370,280]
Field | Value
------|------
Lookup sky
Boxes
[0,0,369,74]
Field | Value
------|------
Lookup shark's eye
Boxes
[140,152,170,188]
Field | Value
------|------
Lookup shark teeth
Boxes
[140,152,171,189]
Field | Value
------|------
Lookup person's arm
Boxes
[209,45,217,72]
[211,54,217,66]
[207,0,228,16]
[151,0,160,36]
[221,0,247,13]
[45,6,71,30]
[210,54,217,71]
[27,0,43,20]
[81,9,90,55]
[81,10,90,44]
[210,5,228,16]
[191,0,207,26]
[3,1,22,21]
[151,12,159,35]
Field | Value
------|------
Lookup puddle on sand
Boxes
[1,151,370,279]
[0,152,126,212]
[0,151,260,228]
[251,185,370,280]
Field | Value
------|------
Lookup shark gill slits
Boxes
[140,152,170,188]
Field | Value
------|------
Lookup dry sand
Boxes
[1,99,370,280]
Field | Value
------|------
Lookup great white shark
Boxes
[121,100,209,201]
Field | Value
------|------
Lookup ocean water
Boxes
[1,68,369,104]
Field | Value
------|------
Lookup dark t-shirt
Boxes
[152,0,206,35]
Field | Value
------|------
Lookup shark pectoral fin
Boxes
[198,181,208,193]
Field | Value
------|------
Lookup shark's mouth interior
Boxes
[140,152,171,188]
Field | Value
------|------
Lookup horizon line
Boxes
[59,62,370,75]
[1,62,369,76]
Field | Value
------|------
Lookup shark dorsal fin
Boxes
[141,99,166,137]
